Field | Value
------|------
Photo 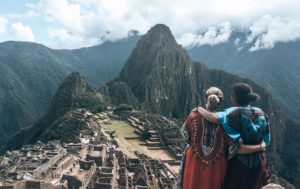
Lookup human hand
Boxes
[192,107,198,112]
[192,107,203,112]
[260,141,267,151]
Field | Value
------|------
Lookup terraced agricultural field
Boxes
[102,120,174,161]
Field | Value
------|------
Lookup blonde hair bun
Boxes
[205,87,223,111]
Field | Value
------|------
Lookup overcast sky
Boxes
[0,0,300,50]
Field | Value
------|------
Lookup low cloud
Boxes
[177,22,232,47]
[2,0,297,49]
[11,22,35,42]
[30,0,83,34]
[248,15,300,51]
[29,0,153,48]
[47,27,98,49]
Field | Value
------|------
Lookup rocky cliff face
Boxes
[43,72,102,124]
[105,24,299,188]
[114,24,200,118]
[280,118,300,187]
[99,81,138,107]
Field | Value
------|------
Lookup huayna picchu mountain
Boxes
[0,72,103,153]
[110,24,199,118]
[102,24,299,188]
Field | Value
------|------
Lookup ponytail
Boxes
[205,87,223,111]
[206,94,220,111]
[247,93,260,102]
[232,83,260,106]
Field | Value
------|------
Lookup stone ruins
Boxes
[0,108,184,189]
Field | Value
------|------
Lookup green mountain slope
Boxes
[0,72,104,152]
[0,36,139,137]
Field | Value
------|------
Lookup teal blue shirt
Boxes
[216,106,270,145]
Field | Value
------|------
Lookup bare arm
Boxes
[197,107,219,124]
[238,141,266,154]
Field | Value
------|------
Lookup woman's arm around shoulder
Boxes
[228,140,266,159]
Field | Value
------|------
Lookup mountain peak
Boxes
[44,72,95,123]
[140,24,177,48]
[148,24,173,36]
[64,72,85,84]
[114,24,198,118]
[118,24,191,85]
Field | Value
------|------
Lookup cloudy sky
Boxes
[0,0,300,50]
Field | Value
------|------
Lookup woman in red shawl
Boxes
[180,87,266,189]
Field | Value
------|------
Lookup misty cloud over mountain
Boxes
[1,0,300,49]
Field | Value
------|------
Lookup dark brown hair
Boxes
[232,83,260,106]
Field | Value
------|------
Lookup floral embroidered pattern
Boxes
[190,112,225,168]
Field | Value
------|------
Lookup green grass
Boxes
[102,120,174,160]
[102,120,147,154]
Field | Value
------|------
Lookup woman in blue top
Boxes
[197,83,271,189]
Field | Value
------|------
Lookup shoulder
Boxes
[189,108,201,118]
[215,107,238,119]
[185,108,202,122]
[251,107,265,116]
[228,108,242,117]
[219,107,239,117]
[224,107,239,113]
